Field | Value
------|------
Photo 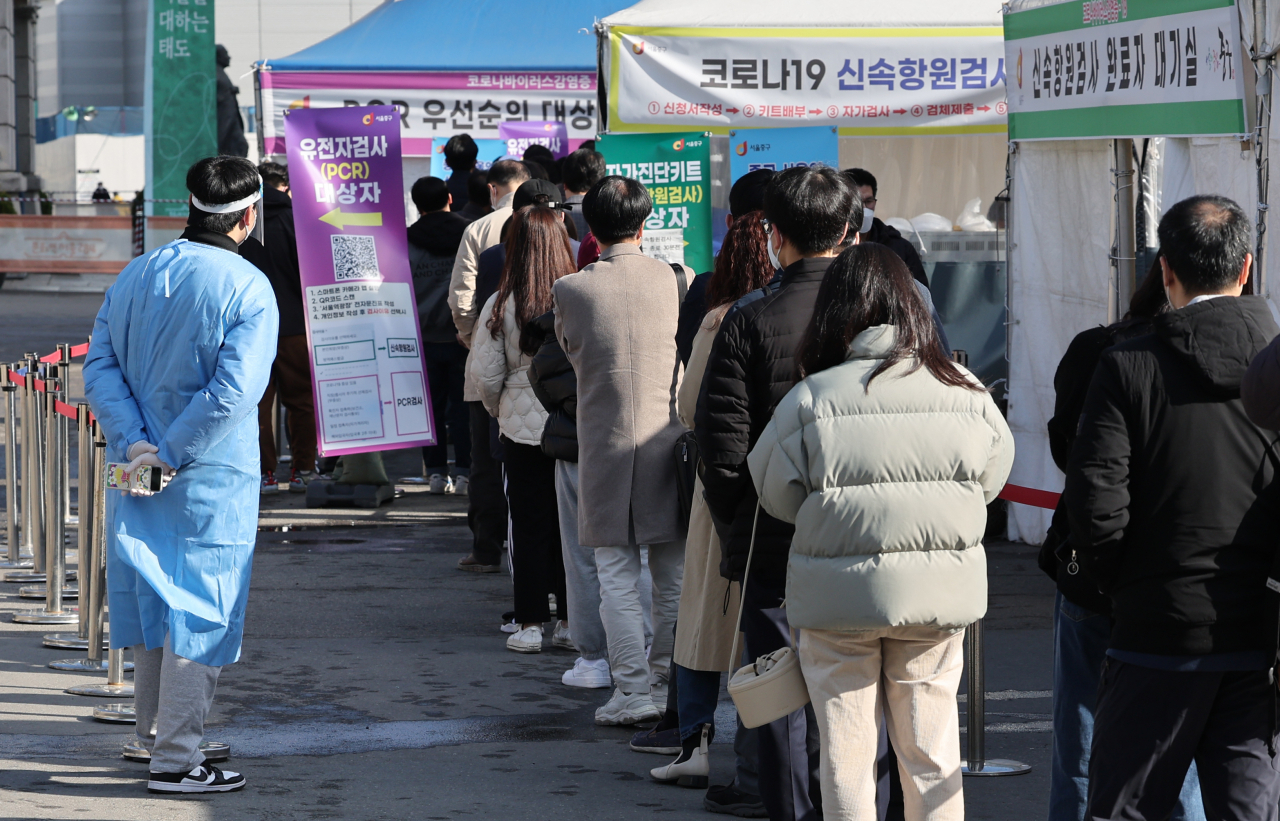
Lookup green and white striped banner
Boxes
[1004,0,1247,140]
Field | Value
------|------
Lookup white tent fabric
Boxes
[600,0,1002,28]
[1006,140,1112,543]
[1240,0,1280,59]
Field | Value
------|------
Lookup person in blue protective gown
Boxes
[84,156,279,795]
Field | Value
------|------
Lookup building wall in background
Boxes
[36,132,143,198]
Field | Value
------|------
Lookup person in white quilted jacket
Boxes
[470,205,577,654]
[748,244,1013,821]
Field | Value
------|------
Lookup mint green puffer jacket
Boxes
[748,324,1013,632]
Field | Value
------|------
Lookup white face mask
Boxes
[860,208,875,234]
[767,231,782,270]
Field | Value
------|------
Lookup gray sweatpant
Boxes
[133,635,221,773]
[596,530,683,695]
[555,460,653,660]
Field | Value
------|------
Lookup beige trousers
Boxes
[799,626,966,821]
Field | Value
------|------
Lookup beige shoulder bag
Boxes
[727,503,811,729]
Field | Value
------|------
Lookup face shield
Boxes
[190,175,265,245]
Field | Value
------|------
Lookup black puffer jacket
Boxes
[258,187,305,336]
[1039,317,1154,615]
[527,310,577,462]
[408,211,469,343]
[696,256,832,583]
[1067,296,1280,656]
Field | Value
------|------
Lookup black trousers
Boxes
[500,438,566,625]
[1088,657,1280,821]
[467,402,507,566]
[421,342,471,473]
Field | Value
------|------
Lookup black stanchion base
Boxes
[305,480,393,509]
[962,759,1032,777]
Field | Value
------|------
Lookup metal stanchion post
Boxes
[59,344,74,528]
[51,414,121,669]
[66,643,132,698]
[2,376,30,569]
[5,356,44,581]
[18,369,77,600]
[961,618,1030,777]
[14,371,76,624]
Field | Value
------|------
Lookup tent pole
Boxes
[1113,139,1137,322]
[1255,58,1272,296]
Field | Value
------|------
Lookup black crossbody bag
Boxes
[668,262,698,530]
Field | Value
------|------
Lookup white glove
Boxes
[124,442,174,498]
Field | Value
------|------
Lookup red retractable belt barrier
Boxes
[998,483,1062,510]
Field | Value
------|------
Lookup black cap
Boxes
[513,178,565,211]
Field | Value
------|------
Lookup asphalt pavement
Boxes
[0,294,1059,820]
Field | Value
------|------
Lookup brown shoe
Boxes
[457,554,501,573]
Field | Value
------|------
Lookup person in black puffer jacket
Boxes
[695,165,858,821]
[1066,196,1280,821]
[526,310,614,691]
[1040,258,1209,821]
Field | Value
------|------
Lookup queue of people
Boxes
[81,141,1280,821]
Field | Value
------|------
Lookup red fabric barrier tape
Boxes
[71,342,90,358]
[39,351,60,363]
[40,342,91,364]
[998,483,1061,510]
[32,379,45,393]
[55,400,78,420]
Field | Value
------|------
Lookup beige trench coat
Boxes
[553,242,689,547]
[673,306,742,672]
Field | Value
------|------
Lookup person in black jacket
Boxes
[1066,195,1280,821]
[243,162,315,494]
[695,166,857,821]
[1041,259,1206,821]
[442,134,478,212]
[844,168,928,288]
[408,176,471,496]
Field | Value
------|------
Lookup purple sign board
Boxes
[284,105,436,457]
[498,120,571,159]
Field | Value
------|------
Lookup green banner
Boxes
[596,132,713,274]
[147,0,217,217]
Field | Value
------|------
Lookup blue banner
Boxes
[429,137,515,178]
[728,126,840,182]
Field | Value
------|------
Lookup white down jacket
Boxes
[748,324,1013,632]
[468,292,549,446]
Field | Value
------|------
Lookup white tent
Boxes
[1005,0,1280,543]
[597,0,1011,225]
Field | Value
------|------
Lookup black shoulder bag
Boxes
[670,262,698,531]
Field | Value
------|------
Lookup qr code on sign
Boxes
[331,234,381,281]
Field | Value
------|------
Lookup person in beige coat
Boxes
[553,176,688,726]
[470,205,575,655]
[649,210,776,789]
[749,244,1013,821]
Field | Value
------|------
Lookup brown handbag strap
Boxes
[728,501,762,673]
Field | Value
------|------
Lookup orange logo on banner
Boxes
[632,41,645,55]
[362,113,374,125]
[1016,50,1023,89]
[288,96,311,109]
[734,142,748,157]
[672,138,685,151]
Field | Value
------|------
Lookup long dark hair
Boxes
[796,243,980,391]
[1124,251,1171,320]
[488,206,575,355]
[705,211,775,311]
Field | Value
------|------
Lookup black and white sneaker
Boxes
[148,763,246,794]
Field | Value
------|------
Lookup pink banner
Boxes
[262,70,597,92]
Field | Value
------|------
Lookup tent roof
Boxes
[601,0,1003,29]
[267,0,624,72]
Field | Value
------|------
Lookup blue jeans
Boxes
[676,664,720,742]
[1050,593,1206,821]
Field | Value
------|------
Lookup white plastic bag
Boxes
[955,197,996,232]
[910,212,955,232]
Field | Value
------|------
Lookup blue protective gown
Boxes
[84,237,279,667]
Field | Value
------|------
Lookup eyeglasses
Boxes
[861,197,877,208]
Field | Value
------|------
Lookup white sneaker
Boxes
[551,620,574,651]
[428,473,451,494]
[562,657,611,689]
[500,617,519,634]
[450,475,469,496]
[506,625,543,654]
[651,681,669,714]
[595,687,661,725]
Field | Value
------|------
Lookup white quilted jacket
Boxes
[748,324,1014,632]
[468,292,549,446]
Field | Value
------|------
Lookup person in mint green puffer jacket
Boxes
[749,243,1012,821]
